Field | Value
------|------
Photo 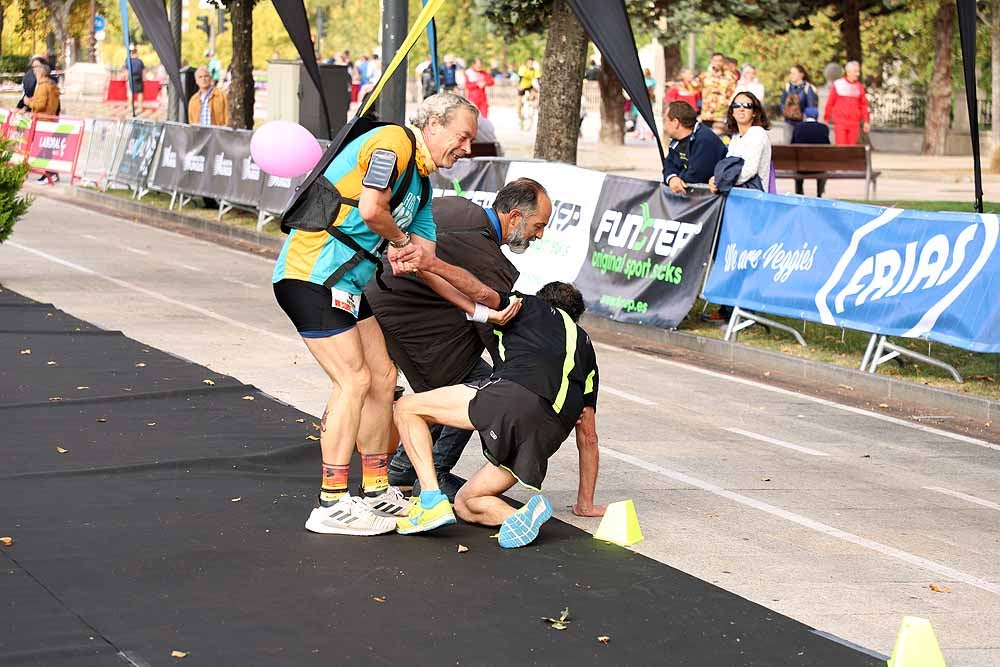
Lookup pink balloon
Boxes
[250,121,322,178]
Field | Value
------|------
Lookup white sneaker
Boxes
[359,486,411,517]
[304,496,396,536]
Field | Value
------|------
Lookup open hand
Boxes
[708,176,719,194]
[487,296,522,325]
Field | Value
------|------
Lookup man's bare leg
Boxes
[394,385,477,493]
[394,385,478,534]
[354,317,397,456]
[454,463,518,526]
[303,329,369,471]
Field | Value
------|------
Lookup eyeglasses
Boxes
[730,102,754,110]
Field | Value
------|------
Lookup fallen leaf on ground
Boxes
[929,583,951,593]
[19,349,31,355]
[147,422,157,427]
[48,397,62,401]
[295,418,305,423]
[242,395,255,401]
[47,361,57,366]
[597,636,610,645]
[489,533,499,539]
[0,537,13,547]
[96,418,108,423]
[76,386,89,390]
[541,607,571,630]
[170,650,187,658]
[311,422,321,431]
[372,596,386,603]
[202,379,215,386]
[231,497,242,503]
[763,371,770,377]
[135,362,146,368]
[305,435,320,441]
[861,454,871,458]
[878,403,889,408]
[837,384,854,391]
[457,544,469,553]
[56,447,68,454]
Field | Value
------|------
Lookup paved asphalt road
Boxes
[4,197,999,665]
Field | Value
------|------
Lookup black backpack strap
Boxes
[323,226,391,291]
[389,127,419,211]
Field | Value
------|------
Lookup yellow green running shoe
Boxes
[396,495,457,535]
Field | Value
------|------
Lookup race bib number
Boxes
[331,288,360,319]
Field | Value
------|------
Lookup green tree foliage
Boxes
[0,140,31,244]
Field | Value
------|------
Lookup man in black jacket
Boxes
[392,282,602,548]
[791,106,831,197]
[367,179,555,501]
[662,100,728,195]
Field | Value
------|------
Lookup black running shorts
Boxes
[273,279,373,338]
[466,377,570,490]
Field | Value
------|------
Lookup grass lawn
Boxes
[680,301,1000,403]
[95,187,1000,403]
[102,187,285,238]
[851,200,1000,213]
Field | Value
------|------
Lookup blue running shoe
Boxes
[498,495,552,548]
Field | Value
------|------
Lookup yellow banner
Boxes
[360,0,446,117]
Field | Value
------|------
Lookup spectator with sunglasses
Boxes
[709,91,771,193]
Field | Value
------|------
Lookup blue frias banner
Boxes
[703,189,1000,353]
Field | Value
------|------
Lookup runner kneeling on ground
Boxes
[393,281,604,548]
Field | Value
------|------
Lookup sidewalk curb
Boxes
[581,314,999,424]
[38,185,999,426]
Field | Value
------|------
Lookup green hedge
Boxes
[0,54,32,75]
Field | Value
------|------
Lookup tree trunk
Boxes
[841,0,862,65]
[663,42,681,83]
[0,9,5,57]
[227,0,255,129]
[991,0,1000,171]
[597,56,624,145]
[534,0,587,164]
[922,0,954,155]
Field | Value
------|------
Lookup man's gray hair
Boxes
[493,178,548,216]
[33,62,51,76]
[409,92,479,129]
[845,60,861,70]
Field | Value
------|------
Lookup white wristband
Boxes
[466,303,489,323]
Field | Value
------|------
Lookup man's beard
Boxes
[506,220,532,254]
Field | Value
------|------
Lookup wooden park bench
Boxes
[772,144,881,200]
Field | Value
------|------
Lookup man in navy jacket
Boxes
[791,106,831,197]
[662,101,728,194]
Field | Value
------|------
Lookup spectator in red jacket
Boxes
[824,60,871,145]
[664,67,701,112]
[464,58,495,118]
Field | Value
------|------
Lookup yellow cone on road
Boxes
[593,499,644,546]
[887,616,946,667]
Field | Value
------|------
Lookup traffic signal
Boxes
[196,15,210,37]
[217,9,228,35]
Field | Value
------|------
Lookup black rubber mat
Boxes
[0,286,885,666]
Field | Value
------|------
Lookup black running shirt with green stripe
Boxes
[486,293,599,431]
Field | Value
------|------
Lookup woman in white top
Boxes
[735,64,764,103]
[709,90,772,192]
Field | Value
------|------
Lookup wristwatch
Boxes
[388,231,411,249]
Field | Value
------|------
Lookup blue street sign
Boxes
[94,15,107,32]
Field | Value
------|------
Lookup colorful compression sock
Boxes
[319,463,350,507]
[361,453,390,497]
